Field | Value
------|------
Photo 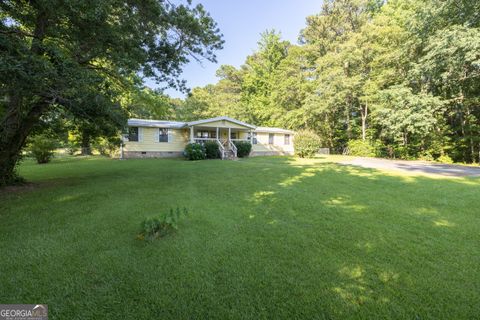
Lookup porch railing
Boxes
[194,138,217,144]
[193,138,244,159]
[216,139,225,159]
[194,138,249,144]
[229,140,237,158]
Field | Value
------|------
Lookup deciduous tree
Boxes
[0,0,223,185]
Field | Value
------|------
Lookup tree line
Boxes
[174,0,480,163]
[1,0,479,185]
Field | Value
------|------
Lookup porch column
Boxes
[249,130,253,143]
[228,127,231,142]
[190,126,194,143]
[216,127,219,140]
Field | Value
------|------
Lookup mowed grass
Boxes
[1,156,479,319]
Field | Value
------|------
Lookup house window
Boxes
[284,134,290,145]
[230,132,237,139]
[252,132,257,144]
[268,133,274,144]
[159,128,168,142]
[196,131,216,138]
[128,127,139,142]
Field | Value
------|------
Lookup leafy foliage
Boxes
[437,154,454,164]
[375,86,445,155]
[0,0,223,184]
[92,137,121,157]
[204,141,220,159]
[27,135,58,164]
[233,141,252,158]
[346,139,376,157]
[138,207,189,241]
[294,130,321,158]
[177,0,480,164]
[64,131,80,155]
[184,143,206,160]
[418,152,435,162]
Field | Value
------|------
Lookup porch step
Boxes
[222,150,237,160]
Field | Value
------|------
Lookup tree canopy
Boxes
[0,0,223,185]
[2,0,479,186]
[178,0,480,162]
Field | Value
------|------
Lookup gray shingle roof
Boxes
[254,127,295,134]
[127,117,294,134]
[127,118,186,128]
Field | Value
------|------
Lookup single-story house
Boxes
[121,116,294,159]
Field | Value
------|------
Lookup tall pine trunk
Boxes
[361,102,368,141]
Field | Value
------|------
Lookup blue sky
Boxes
[150,0,322,98]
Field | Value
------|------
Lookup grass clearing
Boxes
[1,156,479,319]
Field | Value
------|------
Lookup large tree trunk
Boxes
[465,106,476,163]
[478,143,480,164]
[0,7,50,185]
[345,104,352,140]
[80,131,92,155]
[326,113,334,149]
[403,131,409,157]
[361,102,368,141]
[0,102,48,185]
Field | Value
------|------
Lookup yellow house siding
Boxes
[252,132,294,153]
[237,131,249,139]
[124,127,188,152]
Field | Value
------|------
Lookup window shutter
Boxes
[168,129,173,143]
[138,127,144,142]
[154,129,159,142]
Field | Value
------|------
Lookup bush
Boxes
[204,141,220,159]
[65,132,79,155]
[65,141,79,155]
[28,135,57,164]
[418,152,435,162]
[346,139,376,157]
[138,207,188,241]
[233,141,252,158]
[437,154,454,164]
[93,137,121,157]
[184,143,206,160]
[294,129,321,158]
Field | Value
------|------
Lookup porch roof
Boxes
[186,116,256,129]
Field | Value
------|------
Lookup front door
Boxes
[219,128,228,142]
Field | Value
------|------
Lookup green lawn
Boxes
[1,156,479,319]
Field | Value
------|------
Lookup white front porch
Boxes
[190,126,251,143]
[188,126,252,159]
[185,117,257,159]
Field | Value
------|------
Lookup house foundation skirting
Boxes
[123,151,183,159]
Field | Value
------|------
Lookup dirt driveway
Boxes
[340,157,480,177]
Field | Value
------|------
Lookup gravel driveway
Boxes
[340,157,480,177]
